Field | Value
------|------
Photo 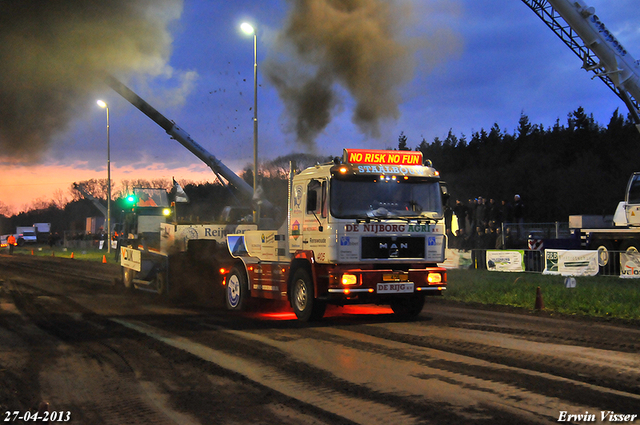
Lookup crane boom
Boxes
[105,75,256,199]
[73,182,107,217]
[522,0,640,128]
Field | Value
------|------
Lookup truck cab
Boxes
[614,172,640,227]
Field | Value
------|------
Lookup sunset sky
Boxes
[1,0,639,214]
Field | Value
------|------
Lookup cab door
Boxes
[302,179,330,262]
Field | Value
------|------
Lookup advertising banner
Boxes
[543,249,598,276]
[619,252,640,278]
[440,249,472,269]
[486,250,525,272]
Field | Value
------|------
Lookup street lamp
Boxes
[241,22,259,222]
[97,100,111,254]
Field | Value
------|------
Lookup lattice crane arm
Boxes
[522,0,640,128]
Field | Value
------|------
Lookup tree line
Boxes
[1,106,639,235]
[411,107,640,223]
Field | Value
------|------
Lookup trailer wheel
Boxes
[291,268,326,322]
[156,269,168,296]
[226,268,248,311]
[390,294,425,319]
[122,268,135,291]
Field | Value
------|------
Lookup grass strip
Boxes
[444,269,640,321]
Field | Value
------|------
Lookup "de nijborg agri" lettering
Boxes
[345,224,433,234]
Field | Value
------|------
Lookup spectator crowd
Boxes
[444,194,525,250]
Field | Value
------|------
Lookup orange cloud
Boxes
[0,160,248,214]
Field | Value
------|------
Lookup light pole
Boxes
[241,22,259,222]
[97,100,111,254]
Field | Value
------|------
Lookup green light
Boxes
[126,195,136,204]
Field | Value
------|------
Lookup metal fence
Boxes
[501,221,571,246]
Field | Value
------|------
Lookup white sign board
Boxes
[440,249,472,269]
[620,252,640,278]
[486,250,525,272]
[120,246,141,272]
[543,249,598,276]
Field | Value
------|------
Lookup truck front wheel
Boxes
[390,295,425,319]
[226,268,248,311]
[291,268,326,322]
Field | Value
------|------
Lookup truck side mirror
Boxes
[440,181,450,205]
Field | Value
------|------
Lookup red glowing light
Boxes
[324,305,393,317]
[246,306,297,321]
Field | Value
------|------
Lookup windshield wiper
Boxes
[367,207,390,218]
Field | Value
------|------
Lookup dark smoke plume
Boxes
[265,0,415,146]
[0,0,183,162]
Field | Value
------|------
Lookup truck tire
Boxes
[621,240,640,253]
[226,268,248,311]
[291,268,326,322]
[156,269,168,296]
[592,240,618,275]
[122,268,135,291]
[390,294,425,319]
[594,241,614,267]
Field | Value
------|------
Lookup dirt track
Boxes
[1,253,639,424]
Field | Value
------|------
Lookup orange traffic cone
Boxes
[31,249,34,255]
[535,286,544,310]
[102,255,107,264]
[70,252,74,259]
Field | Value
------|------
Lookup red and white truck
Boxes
[224,149,447,321]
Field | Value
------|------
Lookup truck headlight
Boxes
[428,273,442,284]
[341,274,358,285]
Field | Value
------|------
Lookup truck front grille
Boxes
[361,236,425,259]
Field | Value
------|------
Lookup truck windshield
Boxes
[330,177,443,220]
